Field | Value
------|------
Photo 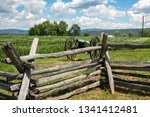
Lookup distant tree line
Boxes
[28,20,81,36]
[113,31,135,37]
[139,30,150,37]
[113,30,150,37]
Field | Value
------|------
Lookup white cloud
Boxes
[0,17,47,29]
[0,0,18,14]
[0,0,47,29]
[15,10,34,19]
[0,0,46,15]
[50,0,116,18]
[50,0,76,18]
[132,0,150,12]
[65,16,138,29]
[128,0,150,28]
[100,22,136,29]
[81,4,126,19]
[18,0,46,14]
[0,0,150,30]
[70,0,116,8]
[65,16,102,28]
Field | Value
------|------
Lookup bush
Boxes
[83,33,90,36]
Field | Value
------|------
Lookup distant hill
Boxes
[81,28,150,36]
[0,28,150,36]
[0,29,28,35]
[81,28,104,35]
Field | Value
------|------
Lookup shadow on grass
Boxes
[100,82,150,98]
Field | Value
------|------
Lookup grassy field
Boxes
[0,35,150,99]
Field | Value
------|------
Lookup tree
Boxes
[68,24,81,36]
[28,27,35,35]
[50,21,58,36]
[58,21,68,36]
[128,32,134,37]
[139,30,150,37]
[28,20,69,36]
[41,20,51,35]
[83,33,90,36]
[114,31,121,37]
[28,20,51,36]
[28,20,82,36]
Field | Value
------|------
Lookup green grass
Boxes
[0,35,92,58]
[109,48,150,62]
[69,87,150,100]
[108,37,150,44]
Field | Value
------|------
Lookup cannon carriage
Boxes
[64,36,101,60]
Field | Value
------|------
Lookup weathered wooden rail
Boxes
[0,33,150,100]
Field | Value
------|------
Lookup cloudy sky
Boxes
[0,0,150,30]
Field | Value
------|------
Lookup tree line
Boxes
[113,30,150,37]
[28,20,81,36]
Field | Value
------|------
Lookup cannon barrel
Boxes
[76,39,90,48]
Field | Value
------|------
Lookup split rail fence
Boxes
[0,33,150,100]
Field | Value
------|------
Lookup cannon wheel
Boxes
[90,36,100,60]
[65,38,78,61]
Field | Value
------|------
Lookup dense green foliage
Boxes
[68,24,81,36]
[139,30,150,37]
[113,30,150,37]
[83,33,90,36]
[127,32,134,37]
[28,20,81,36]
[113,31,121,37]
[29,20,68,36]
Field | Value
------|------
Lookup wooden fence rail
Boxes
[1,46,102,64]
[1,43,150,64]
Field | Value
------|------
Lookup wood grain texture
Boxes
[2,43,25,73]
[99,33,108,58]
[33,62,99,85]
[18,68,31,100]
[46,81,101,100]
[18,38,38,100]
[105,53,115,94]
[34,70,101,92]
[32,59,101,76]
[2,46,102,64]
[111,61,150,67]
[33,76,100,99]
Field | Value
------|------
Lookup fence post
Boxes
[18,38,39,100]
[99,33,108,58]
[2,43,25,73]
[105,50,115,94]
[2,43,35,72]
[99,33,115,94]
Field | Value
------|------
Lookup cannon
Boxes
[64,36,100,60]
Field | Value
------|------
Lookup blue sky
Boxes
[0,0,149,29]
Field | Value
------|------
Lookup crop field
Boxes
[0,35,150,100]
